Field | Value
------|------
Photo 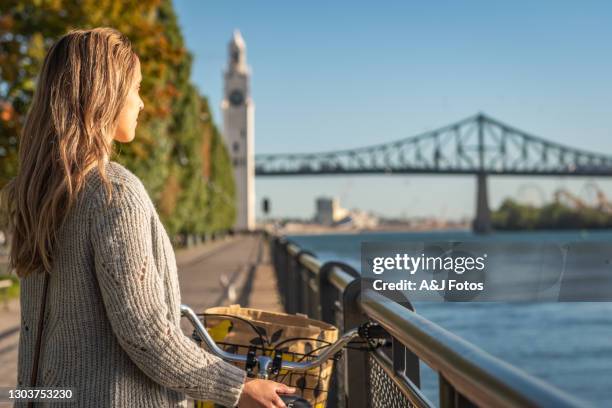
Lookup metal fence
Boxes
[269,234,586,408]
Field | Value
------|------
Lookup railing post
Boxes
[271,237,280,287]
[272,237,290,310]
[319,262,358,324]
[440,375,477,408]
[342,277,369,408]
[360,277,421,391]
[318,262,361,408]
[300,264,309,314]
[288,254,300,314]
[293,250,315,316]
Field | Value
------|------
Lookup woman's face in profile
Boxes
[114,57,144,143]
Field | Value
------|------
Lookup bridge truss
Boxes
[255,114,612,177]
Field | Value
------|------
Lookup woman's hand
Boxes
[237,377,297,408]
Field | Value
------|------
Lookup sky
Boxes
[173,1,612,220]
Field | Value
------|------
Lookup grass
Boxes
[0,261,19,300]
[0,275,19,299]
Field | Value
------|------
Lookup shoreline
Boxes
[272,222,471,236]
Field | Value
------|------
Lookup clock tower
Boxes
[222,30,255,231]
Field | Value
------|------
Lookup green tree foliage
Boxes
[196,95,236,235]
[492,198,612,230]
[0,0,236,240]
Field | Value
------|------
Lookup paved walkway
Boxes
[0,234,285,406]
[0,296,20,395]
[245,240,284,312]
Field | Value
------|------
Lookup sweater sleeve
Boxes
[90,183,246,407]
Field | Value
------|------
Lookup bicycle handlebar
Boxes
[180,304,371,377]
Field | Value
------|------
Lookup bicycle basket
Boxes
[193,304,339,408]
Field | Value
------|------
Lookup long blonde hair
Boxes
[2,27,138,277]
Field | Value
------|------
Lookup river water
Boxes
[288,230,612,407]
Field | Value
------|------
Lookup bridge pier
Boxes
[473,172,492,234]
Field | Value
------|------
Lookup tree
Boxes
[207,124,236,233]
[0,0,237,239]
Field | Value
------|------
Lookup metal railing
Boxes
[269,234,587,408]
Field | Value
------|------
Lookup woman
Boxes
[4,28,295,407]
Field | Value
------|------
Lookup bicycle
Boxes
[180,304,390,408]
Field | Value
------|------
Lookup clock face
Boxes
[229,89,244,107]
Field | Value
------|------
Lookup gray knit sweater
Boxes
[16,161,246,407]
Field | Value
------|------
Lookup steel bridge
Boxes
[255,113,612,232]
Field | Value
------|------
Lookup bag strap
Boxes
[27,271,50,408]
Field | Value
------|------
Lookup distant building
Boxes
[315,197,348,226]
[222,30,255,231]
[335,209,379,229]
